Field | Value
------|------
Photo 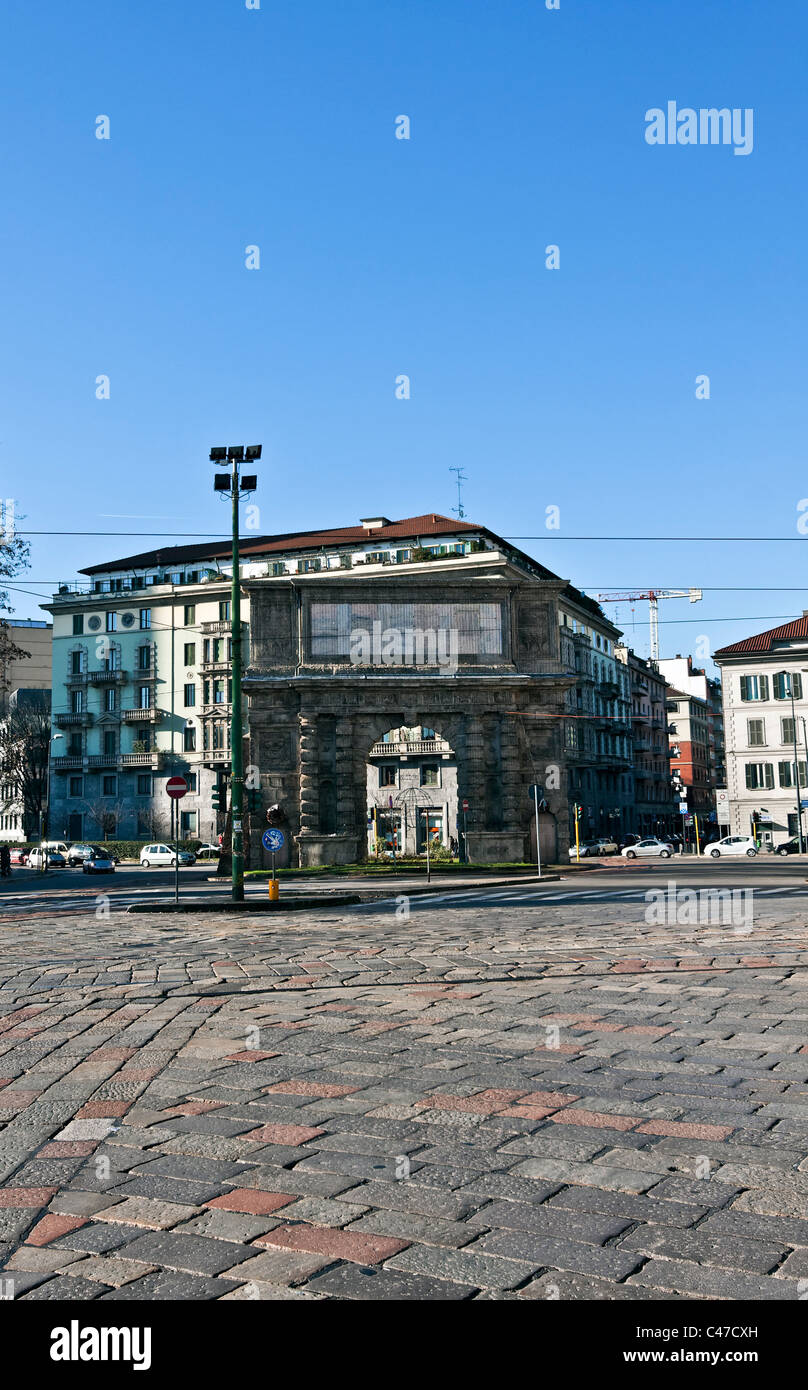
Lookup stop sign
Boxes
[166,776,188,800]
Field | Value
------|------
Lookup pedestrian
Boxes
[0,844,10,878]
[450,835,458,857]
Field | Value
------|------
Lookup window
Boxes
[745,763,774,790]
[137,645,151,671]
[69,776,83,797]
[740,674,769,702]
[421,764,439,786]
[102,775,117,796]
[106,612,117,632]
[71,688,84,713]
[72,615,84,635]
[184,605,195,626]
[212,638,223,663]
[219,600,231,622]
[183,726,197,752]
[104,688,116,712]
[421,726,436,739]
[139,608,151,629]
[137,774,152,796]
[774,672,803,700]
[184,683,195,707]
[186,773,197,792]
[779,761,808,788]
[68,733,83,756]
[184,642,195,666]
[379,765,397,787]
[180,810,197,837]
[214,678,227,705]
[202,639,210,663]
[135,726,151,750]
[747,719,766,747]
[782,717,796,744]
[71,650,83,675]
[103,730,116,757]
[271,562,286,576]
[138,686,151,710]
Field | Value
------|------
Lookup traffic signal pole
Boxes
[230,458,244,903]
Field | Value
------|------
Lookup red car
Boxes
[9,848,28,865]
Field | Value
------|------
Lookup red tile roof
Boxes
[715,616,808,657]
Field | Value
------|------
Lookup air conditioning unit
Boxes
[185,719,195,729]
[119,611,137,630]
[86,613,104,633]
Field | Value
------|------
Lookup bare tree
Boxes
[0,527,33,710]
[78,797,129,841]
[0,696,50,837]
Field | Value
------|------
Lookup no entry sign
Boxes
[166,776,188,800]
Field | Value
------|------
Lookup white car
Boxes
[621,837,674,859]
[707,835,758,858]
[139,843,196,867]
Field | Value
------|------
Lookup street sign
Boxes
[679,802,688,814]
[166,776,188,800]
[262,828,285,852]
[461,799,469,812]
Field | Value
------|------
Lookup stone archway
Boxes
[365,722,459,859]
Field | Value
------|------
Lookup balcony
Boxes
[120,752,160,767]
[200,660,231,677]
[52,756,84,771]
[89,669,127,685]
[202,748,231,766]
[55,712,93,728]
[201,620,231,634]
[121,707,164,723]
[88,755,118,769]
[369,739,452,758]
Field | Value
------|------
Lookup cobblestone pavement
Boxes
[2,887,808,1300]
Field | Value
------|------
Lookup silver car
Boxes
[621,837,674,859]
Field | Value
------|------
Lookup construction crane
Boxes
[595,588,703,662]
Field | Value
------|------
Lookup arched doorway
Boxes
[366,724,459,859]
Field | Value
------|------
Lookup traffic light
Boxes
[212,774,226,812]
[246,787,261,814]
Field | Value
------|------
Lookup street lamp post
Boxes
[781,672,804,854]
[210,445,261,903]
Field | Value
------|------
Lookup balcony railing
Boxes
[88,755,118,769]
[369,739,452,757]
[202,748,231,763]
[201,620,231,634]
[121,708,164,723]
[55,712,93,727]
[52,756,84,770]
[89,669,127,684]
[120,752,160,766]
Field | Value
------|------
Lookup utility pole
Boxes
[210,445,261,902]
[449,466,467,520]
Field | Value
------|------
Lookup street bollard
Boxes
[268,879,279,902]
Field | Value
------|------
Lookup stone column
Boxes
[298,714,319,834]
[463,714,486,829]
[335,716,355,834]
[500,714,522,831]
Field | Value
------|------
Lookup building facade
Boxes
[658,655,724,826]
[615,645,677,837]
[715,617,808,848]
[558,590,634,844]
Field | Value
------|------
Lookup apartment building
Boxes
[658,654,725,802]
[615,645,677,836]
[715,616,808,847]
[0,621,52,841]
[558,590,633,844]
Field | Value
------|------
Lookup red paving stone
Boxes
[501,1105,555,1120]
[636,1119,735,1140]
[0,1089,42,1109]
[88,1047,138,1062]
[257,1225,409,1264]
[507,1090,580,1109]
[0,1187,57,1209]
[551,1109,640,1131]
[224,1051,280,1063]
[27,1214,87,1246]
[38,1141,99,1157]
[417,1088,527,1115]
[241,1123,325,1146]
[205,1189,297,1216]
[621,1026,675,1038]
[265,1081,360,1099]
[76,1101,132,1119]
[172,1100,226,1115]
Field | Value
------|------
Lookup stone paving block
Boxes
[114,1175,221,1206]
[305,1262,475,1300]
[256,1224,408,1265]
[509,1158,658,1194]
[112,1230,257,1276]
[519,1271,682,1301]
[337,1180,480,1222]
[470,1228,643,1281]
[699,1208,808,1246]
[21,1274,110,1300]
[464,1201,631,1244]
[75,1255,160,1287]
[346,1209,478,1248]
[99,1196,200,1229]
[384,1242,539,1290]
[217,1247,330,1284]
[628,1258,802,1300]
[616,1223,785,1273]
[99,1271,237,1300]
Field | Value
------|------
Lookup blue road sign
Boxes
[262,828,285,852]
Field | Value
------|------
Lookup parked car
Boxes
[707,835,758,858]
[9,848,29,865]
[618,834,641,851]
[776,837,802,856]
[191,843,221,859]
[568,840,601,858]
[593,837,618,855]
[27,848,67,868]
[82,847,116,874]
[622,838,674,859]
[67,843,97,868]
[139,844,196,867]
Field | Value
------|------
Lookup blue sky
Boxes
[2,0,807,667]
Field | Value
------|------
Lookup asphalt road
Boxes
[0,857,806,918]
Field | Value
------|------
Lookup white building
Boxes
[714,617,808,848]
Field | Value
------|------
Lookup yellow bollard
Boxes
[268,878,279,901]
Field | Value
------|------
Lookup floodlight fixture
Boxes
[241,475,257,492]
[213,474,230,491]
[227,446,245,462]
[244,445,262,461]
[209,447,227,462]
